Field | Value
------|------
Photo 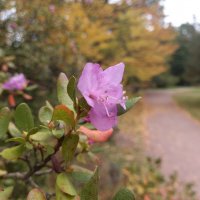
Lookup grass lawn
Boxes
[174,87,200,120]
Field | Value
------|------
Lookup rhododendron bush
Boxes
[0,63,140,199]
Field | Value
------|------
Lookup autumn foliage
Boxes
[0,0,176,86]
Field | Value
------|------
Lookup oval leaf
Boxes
[0,144,25,160]
[78,97,90,118]
[0,107,11,139]
[0,186,14,200]
[30,129,53,142]
[52,105,75,127]
[27,188,46,200]
[56,173,77,196]
[70,170,93,184]
[57,73,73,110]
[8,122,21,137]
[80,167,99,200]
[39,106,53,125]
[112,188,135,200]
[52,129,64,139]
[62,134,79,163]
[117,97,141,116]
[14,103,34,131]
[28,127,40,137]
[6,137,25,144]
[0,169,7,176]
[56,185,75,200]
[67,76,76,104]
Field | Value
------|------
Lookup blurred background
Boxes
[0,0,200,199]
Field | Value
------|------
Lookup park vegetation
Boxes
[0,0,199,199]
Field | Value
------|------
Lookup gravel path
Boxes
[144,89,200,196]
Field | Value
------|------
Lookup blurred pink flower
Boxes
[3,73,28,91]
[49,4,55,13]
[78,62,126,131]
[79,126,113,143]
[9,22,17,30]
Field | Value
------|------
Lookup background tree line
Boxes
[154,22,200,87]
[0,0,176,96]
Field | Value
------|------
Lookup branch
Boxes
[2,172,25,179]
[35,169,53,176]
[20,155,32,171]
[2,169,53,180]
[28,177,39,188]
[46,192,55,200]
[3,133,67,181]
[24,135,65,180]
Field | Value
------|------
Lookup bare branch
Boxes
[2,172,25,179]
[24,135,65,180]
[19,155,32,171]
[35,169,53,176]
[28,177,39,188]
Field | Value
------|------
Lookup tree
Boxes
[168,23,200,85]
[0,0,177,91]
[109,0,177,82]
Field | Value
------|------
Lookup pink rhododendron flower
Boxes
[79,126,113,142]
[49,4,55,13]
[78,63,126,131]
[3,74,28,91]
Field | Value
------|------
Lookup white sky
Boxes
[110,0,200,27]
[163,0,200,26]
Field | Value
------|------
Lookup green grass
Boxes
[174,88,200,120]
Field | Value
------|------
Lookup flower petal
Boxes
[77,63,101,107]
[102,62,125,85]
[3,74,27,91]
[89,103,117,131]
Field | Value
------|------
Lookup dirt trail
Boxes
[144,89,200,196]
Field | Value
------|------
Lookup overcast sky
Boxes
[163,0,200,26]
[110,0,200,27]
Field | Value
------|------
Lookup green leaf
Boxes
[45,145,54,155]
[52,129,64,139]
[0,186,14,200]
[52,105,75,127]
[80,167,99,200]
[56,173,77,196]
[6,137,25,144]
[112,188,135,200]
[25,84,38,91]
[28,127,40,137]
[14,103,34,132]
[78,97,90,118]
[62,134,79,163]
[45,101,54,111]
[117,97,141,116]
[39,106,53,125]
[25,142,33,150]
[30,129,53,142]
[57,73,74,110]
[0,169,7,176]
[70,170,93,184]
[67,76,76,104]
[82,123,95,130]
[56,185,75,200]
[27,188,46,200]
[8,122,21,137]
[0,144,25,160]
[0,107,11,139]
[78,97,90,110]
